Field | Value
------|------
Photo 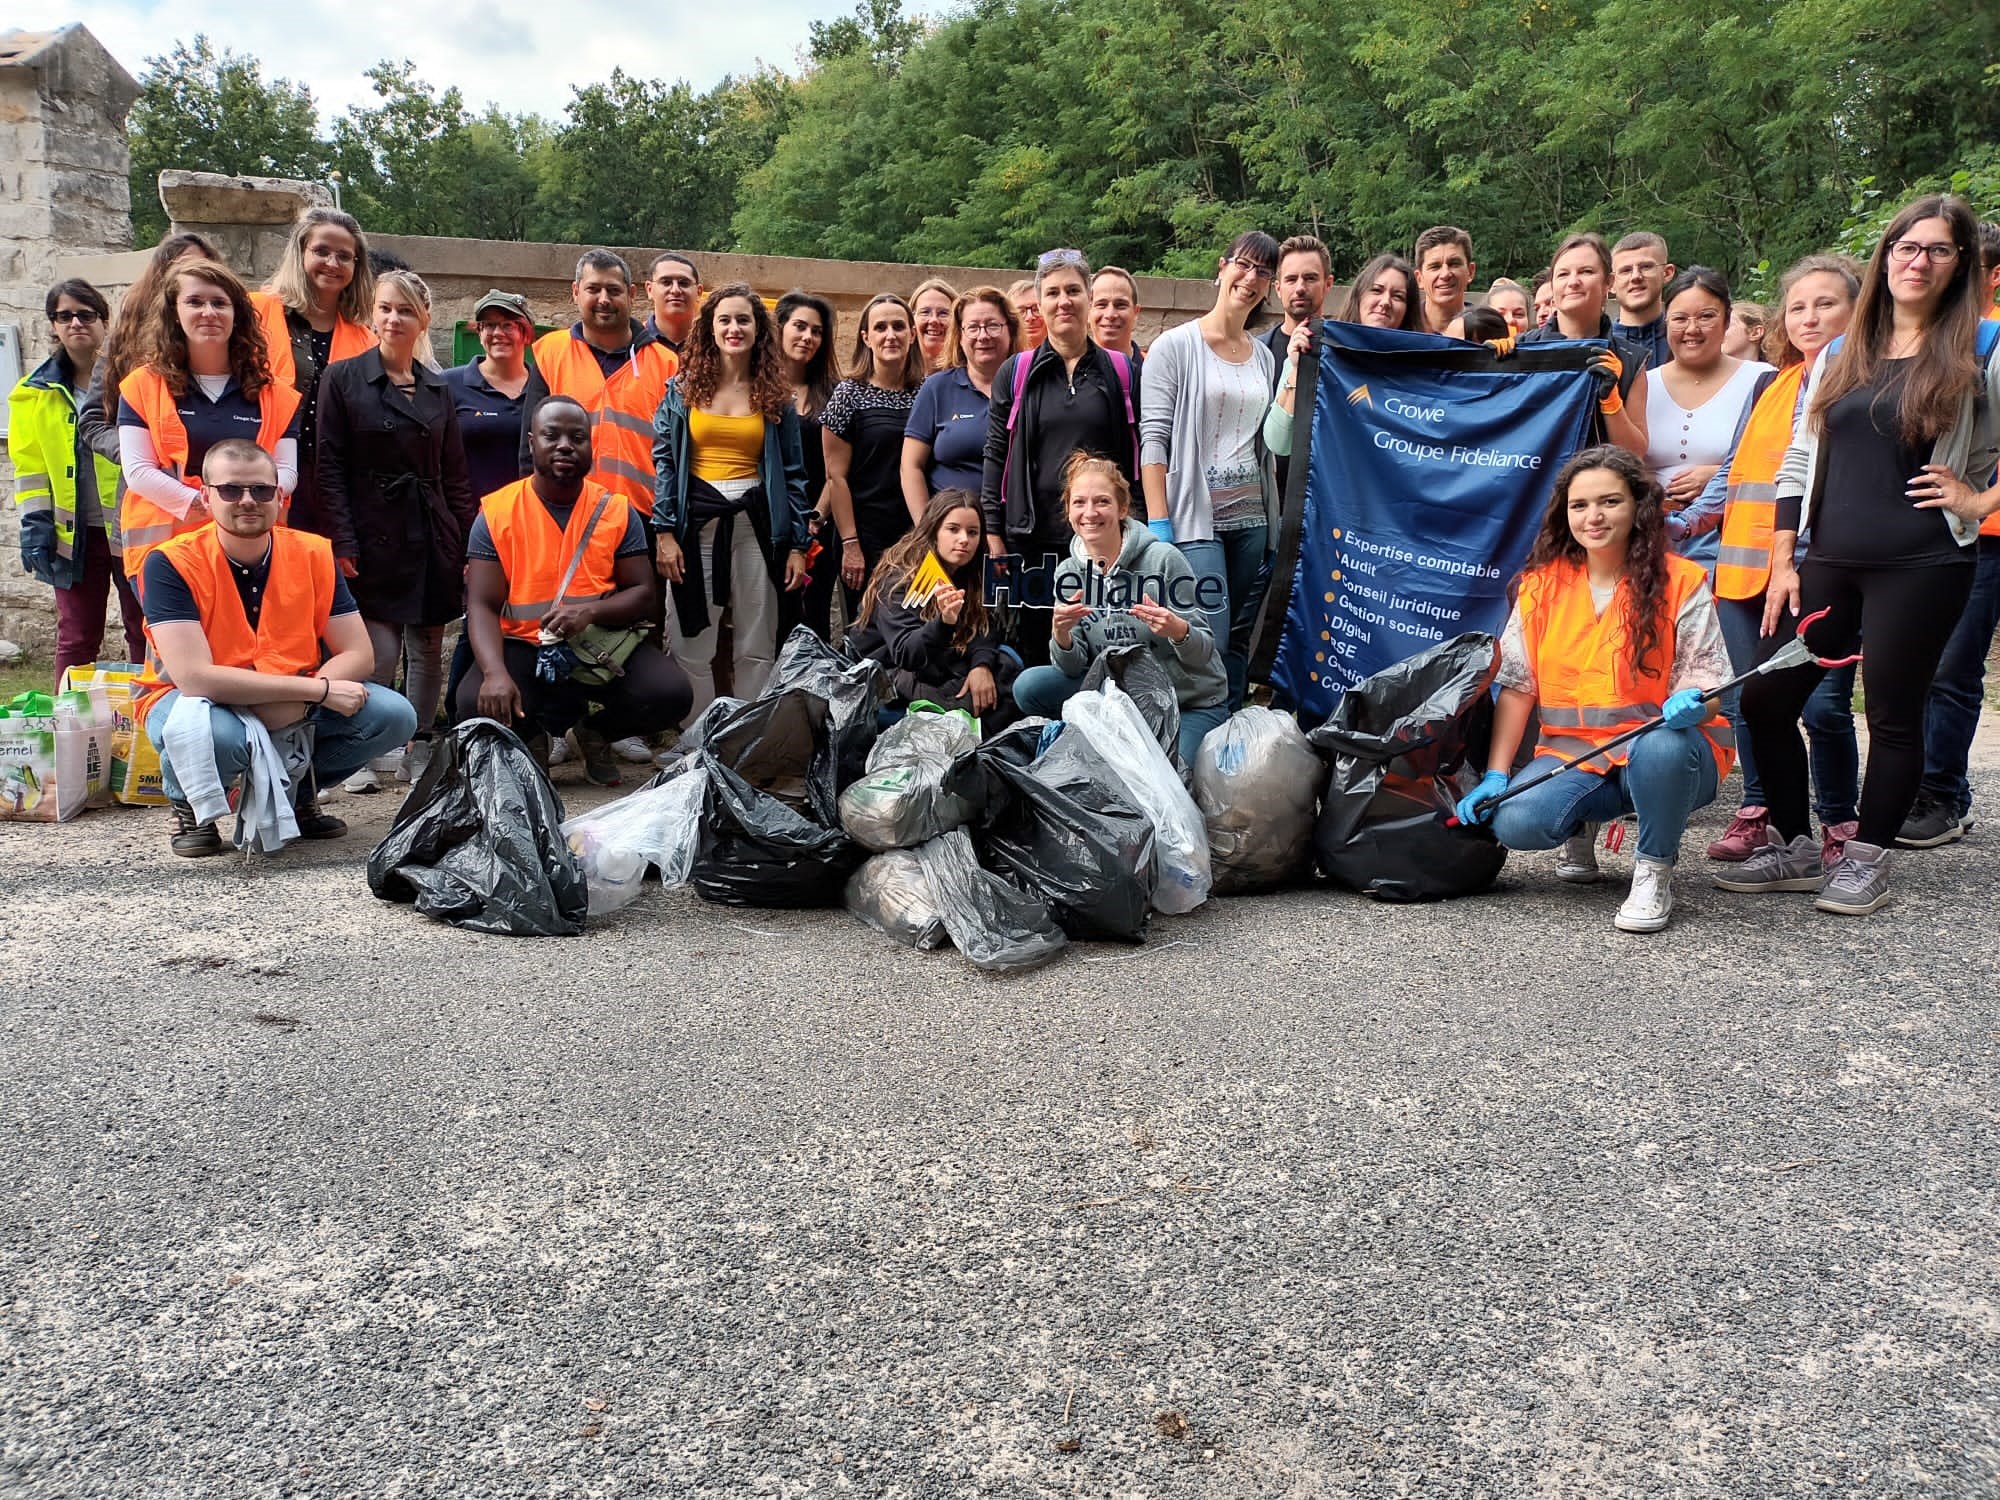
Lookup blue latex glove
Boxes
[20,545,57,586]
[1147,517,1175,544]
[1658,688,1708,731]
[1454,769,1510,826]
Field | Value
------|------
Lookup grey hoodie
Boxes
[1049,519,1229,710]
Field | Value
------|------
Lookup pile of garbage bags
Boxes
[387,628,1510,945]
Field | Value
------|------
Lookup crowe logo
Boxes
[1346,384,1373,408]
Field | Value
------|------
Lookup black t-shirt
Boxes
[299,325,335,454]
[822,380,918,555]
[142,542,358,632]
[1809,358,1963,568]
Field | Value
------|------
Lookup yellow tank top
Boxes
[689,407,766,483]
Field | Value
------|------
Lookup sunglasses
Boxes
[52,309,102,325]
[208,482,282,504]
[1037,248,1088,272]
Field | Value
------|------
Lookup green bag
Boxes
[546,492,647,686]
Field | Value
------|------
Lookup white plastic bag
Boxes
[844,848,949,949]
[1061,682,1211,913]
[1193,707,1327,893]
[562,764,710,915]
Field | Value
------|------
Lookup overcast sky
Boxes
[37,0,851,118]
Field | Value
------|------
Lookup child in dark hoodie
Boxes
[847,488,1021,730]
[1012,455,1229,764]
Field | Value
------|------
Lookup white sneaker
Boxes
[610,735,654,764]
[1614,856,1675,933]
[1555,823,1602,884]
[341,768,382,795]
[398,740,433,784]
[547,735,575,766]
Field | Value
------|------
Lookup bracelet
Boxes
[842,536,860,546]
[318,677,331,703]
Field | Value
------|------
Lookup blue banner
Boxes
[1270,324,1601,722]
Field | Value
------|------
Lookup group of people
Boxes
[11,195,1999,931]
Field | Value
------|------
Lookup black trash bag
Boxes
[690,758,865,907]
[1308,632,1507,902]
[915,829,1068,974]
[697,688,840,820]
[367,717,588,936]
[766,625,890,792]
[975,737,1155,943]
[1078,644,1183,770]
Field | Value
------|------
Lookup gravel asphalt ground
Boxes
[3,726,1997,1498]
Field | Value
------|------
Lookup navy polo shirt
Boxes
[117,375,301,476]
[905,367,992,495]
[444,360,530,500]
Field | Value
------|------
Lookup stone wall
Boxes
[0,26,138,671]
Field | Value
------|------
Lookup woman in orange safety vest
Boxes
[1454,444,1736,935]
[1698,254,1862,867]
[250,207,376,538]
[117,258,300,580]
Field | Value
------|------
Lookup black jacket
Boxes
[316,349,478,625]
[847,561,1001,692]
[979,338,1142,544]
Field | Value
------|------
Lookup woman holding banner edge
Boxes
[1454,445,1734,933]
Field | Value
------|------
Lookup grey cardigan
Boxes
[1137,319,1280,546]
[1776,334,2000,546]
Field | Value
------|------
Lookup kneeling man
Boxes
[141,439,417,855]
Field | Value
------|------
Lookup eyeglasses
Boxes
[1224,256,1275,283]
[1887,240,1960,265]
[1666,310,1725,329]
[653,275,698,290]
[961,321,1008,336]
[51,309,102,325]
[1037,248,1087,272]
[476,319,526,335]
[207,482,281,504]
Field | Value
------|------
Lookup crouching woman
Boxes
[1012,455,1229,765]
[847,488,1021,731]
[1454,445,1735,932]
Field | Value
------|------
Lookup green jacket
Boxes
[9,354,121,589]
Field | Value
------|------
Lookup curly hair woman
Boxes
[116,258,300,579]
[1454,445,1735,933]
[651,283,812,719]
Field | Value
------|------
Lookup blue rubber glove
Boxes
[1658,688,1708,731]
[1147,517,1175,544]
[1454,769,1510,826]
[20,544,57,586]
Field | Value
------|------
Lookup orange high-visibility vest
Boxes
[250,290,373,393]
[1713,361,1806,601]
[136,524,337,723]
[117,367,302,580]
[1518,554,1735,780]
[480,478,629,642]
[531,329,678,516]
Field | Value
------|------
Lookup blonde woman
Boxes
[315,269,477,789]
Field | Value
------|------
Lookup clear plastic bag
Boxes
[1193,707,1328,894]
[562,764,710,915]
[837,707,984,851]
[1061,682,1212,913]
[845,848,949,949]
[914,829,1066,974]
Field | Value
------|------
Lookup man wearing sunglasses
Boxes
[9,278,144,683]
[137,440,417,856]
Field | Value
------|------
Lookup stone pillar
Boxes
[159,170,333,288]
[0,25,138,670]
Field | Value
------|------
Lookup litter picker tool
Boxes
[1448,606,1862,827]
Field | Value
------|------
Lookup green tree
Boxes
[329,62,544,239]
[126,36,327,244]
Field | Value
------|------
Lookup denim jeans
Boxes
[1715,594,1859,824]
[1490,726,1721,863]
[1920,534,2000,816]
[146,685,418,802]
[1175,526,1270,710]
[1013,664,1228,767]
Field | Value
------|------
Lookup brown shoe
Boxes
[167,798,225,858]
